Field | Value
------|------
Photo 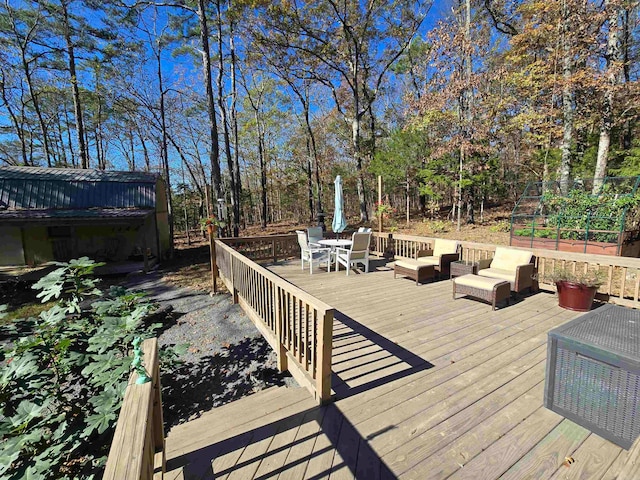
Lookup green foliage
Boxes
[488,220,510,233]
[0,259,166,479]
[423,219,450,234]
[513,188,640,243]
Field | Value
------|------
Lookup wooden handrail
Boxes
[103,338,164,480]
[215,240,334,404]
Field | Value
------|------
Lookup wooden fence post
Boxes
[229,255,238,304]
[316,309,334,404]
[208,225,217,293]
[273,283,288,372]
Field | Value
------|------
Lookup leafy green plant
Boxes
[424,219,449,234]
[0,258,166,479]
[488,220,510,233]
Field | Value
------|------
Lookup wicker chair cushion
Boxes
[477,268,516,288]
[416,256,439,266]
[490,247,532,272]
[394,259,424,270]
[432,239,460,258]
[454,274,507,290]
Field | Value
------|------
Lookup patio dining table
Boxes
[317,239,352,249]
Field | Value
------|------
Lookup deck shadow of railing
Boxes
[330,311,434,400]
[167,401,397,479]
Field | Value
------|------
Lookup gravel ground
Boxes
[124,271,297,429]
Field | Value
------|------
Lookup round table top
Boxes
[317,239,352,247]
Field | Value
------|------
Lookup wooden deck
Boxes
[164,258,640,479]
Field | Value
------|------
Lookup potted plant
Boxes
[547,268,604,312]
[200,215,225,236]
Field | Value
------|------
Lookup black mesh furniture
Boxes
[544,304,640,449]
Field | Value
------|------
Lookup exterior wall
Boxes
[0,227,25,265]
[23,226,54,265]
[7,221,157,266]
[155,178,171,259]
[74,225,149,261]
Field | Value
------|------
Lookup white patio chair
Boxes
[335,232,371,275]
[307,226,324,247]
[296,230,332,274]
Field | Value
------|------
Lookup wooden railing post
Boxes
[273,283,288,372]
[316,309,334,404]
[272,239,277,263]
[208,225,217,294]
[229,255,238,304]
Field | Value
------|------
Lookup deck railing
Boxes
[372,232,640,309]
[215,240,334,403]
[221,234,300,263]
[103,338,165,480]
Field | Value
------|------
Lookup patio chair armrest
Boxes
[477,258,493,270]
[439,252,460,266]
[335,247,350,255]
[515,263,535,292]
[417,249,434,258]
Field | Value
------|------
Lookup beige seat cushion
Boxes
[477,268,517,288]
[454,274,509,290]
[432,239,460,258]
[416,256,439,266]
[395,259,425,270]
[491,247,533,271]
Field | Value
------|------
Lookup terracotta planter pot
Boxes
[555,281,598,312]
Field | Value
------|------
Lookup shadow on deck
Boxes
[164,259,640,480]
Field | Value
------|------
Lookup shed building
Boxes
[0,166,171,267]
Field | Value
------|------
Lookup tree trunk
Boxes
[229,10,242,234]
[594,0,621,193]
[215,0,239,236]
[63,103,76,167]
[197,0,222,200]
[154,21,174,255]
[254,109,268,228]
[352,116,368,222]
[559,0,575,195]
[61,0,88,168]
[0,71,29,166]
[305,136,314,222]
[19,51,51,167]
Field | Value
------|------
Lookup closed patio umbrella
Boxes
[332,175,347,235]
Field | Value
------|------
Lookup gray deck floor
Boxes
[164,259,640,479]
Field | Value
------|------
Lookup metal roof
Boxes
[0,208,153,220]
[0,208,154,225]
[0,167,159,210]
[0,166,159,183]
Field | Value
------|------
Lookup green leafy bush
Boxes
[488,220,510,233]
[513,188,640,243]
[0,258,165,479]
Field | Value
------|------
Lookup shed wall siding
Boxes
[0,227,25,266]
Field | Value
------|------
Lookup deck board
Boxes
[164,259,640,479]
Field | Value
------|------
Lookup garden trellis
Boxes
[510,177,640,256]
